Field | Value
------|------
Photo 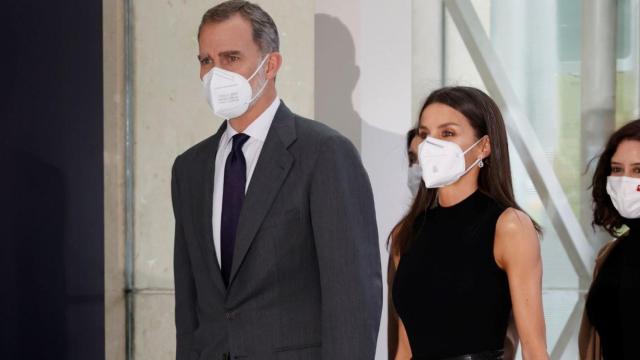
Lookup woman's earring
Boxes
[478,158,484,168]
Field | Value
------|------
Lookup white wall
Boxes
[315,1,444,358]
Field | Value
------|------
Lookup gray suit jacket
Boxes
[171,102,382,360]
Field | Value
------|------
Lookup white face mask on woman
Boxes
[407,163,422,196]
[418,136,485,188]
[202,55,270,119]
[606,176,640,219]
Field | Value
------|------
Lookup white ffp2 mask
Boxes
[418,136,484,188]
[606,176,640,219]
[202,55,269,119]
[407,163,422,196]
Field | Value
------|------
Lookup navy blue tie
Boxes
[221,133,250,287]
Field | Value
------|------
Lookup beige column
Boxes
[580,0,617,247]
[103,0,127,359]
[103,1,316,359]
[412,0,444,120]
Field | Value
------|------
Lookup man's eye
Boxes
[199,57,212,65]
[221,54,240,64]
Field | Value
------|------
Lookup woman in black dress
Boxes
[579,119,640,359]
[390,86,549,359]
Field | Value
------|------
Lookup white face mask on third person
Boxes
[202,55,270,119]
[418,136,485,188]
[407,163,422,196]
[606,176,640,219]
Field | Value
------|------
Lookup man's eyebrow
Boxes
[218,50,242,57]
[197,50,243,60]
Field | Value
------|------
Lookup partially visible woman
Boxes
[579,119,640,360]
[391,86,548,359]
[389,127,421,358]
[406,128,423,197]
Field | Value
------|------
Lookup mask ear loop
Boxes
[247,54,271,81]
[461,135,488,174]
[461,135,487,156]
[246,54,271,104]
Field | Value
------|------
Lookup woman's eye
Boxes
[442,130,454,137]
[633,167,640,174]
[417,132,427,139]
[611,166,623,174]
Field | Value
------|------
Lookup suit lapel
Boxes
[196,122,227,295]
[228,103,297,286]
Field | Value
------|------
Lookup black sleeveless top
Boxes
[392,190,512,359]
[586,218,640,359]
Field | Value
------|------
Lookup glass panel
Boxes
[441,0,640,357]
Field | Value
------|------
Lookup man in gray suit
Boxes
[171,1,382,359]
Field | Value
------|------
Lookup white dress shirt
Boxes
[212,97,281,268]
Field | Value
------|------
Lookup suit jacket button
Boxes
[225,311,234,320]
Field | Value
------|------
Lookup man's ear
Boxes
[265,52,282,80]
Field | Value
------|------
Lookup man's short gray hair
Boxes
[198,0,280,55]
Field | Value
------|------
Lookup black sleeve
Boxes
[309,134,382,359]
[172,158,198,360]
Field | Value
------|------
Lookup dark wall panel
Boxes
[0,1,105,359]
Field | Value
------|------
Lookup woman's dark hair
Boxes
[406,128,418,149]
[406,128,418,165]
[390,86,540,256]
[592,119,640,236]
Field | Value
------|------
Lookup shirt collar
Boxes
[222,97,281,144]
